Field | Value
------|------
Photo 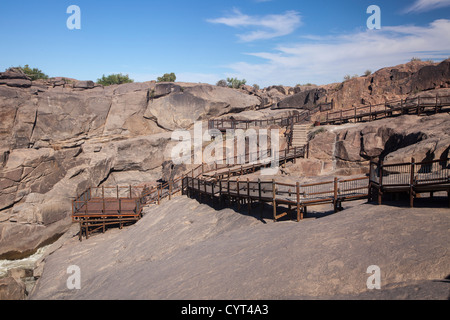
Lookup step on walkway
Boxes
[291,124,309,148]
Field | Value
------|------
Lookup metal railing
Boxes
[320,95,450,124]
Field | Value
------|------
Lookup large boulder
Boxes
[0,276,26,300]
[0,68,32,88]
[144,84,261,130]
[276,88,327,110]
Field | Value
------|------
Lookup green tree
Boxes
[97,73,134,86]
[157,72,176,82]
[15,65,49,81]
[226,77,246,89]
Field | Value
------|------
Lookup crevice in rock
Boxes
[28,108,38,148]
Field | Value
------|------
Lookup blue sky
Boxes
[1,0,450,87]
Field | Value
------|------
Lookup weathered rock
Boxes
[73,81,95,90]
[0,276,26,300]
[0,78,32,88]
[409,59,450,92]
[276,88,327,110]
[0,68,32,88]
[144,84,260,130]
[152,83,182,98]
[308,130,336,161]
[284,158,323,177]
[305,113,450,175]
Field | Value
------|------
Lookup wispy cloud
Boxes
[207,9,301,42]
[225,19,450,87]
[404,0,450,13]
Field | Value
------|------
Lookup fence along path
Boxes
[369,157,450,208]
[73,96,450,239]
[72,145,308,239]
[319,94,450,125]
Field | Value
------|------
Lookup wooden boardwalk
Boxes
[184,175,369,222]
[72,186,145,240]
[320,95,450,125]
[208,95,450,130]
[369,157,450,207]
[72,97,450,239]
[72,146,307,239]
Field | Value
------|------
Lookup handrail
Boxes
[369,157,450,187]
[321,94,450,124]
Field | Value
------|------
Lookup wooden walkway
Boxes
[369,157,450,207]
[320,95,450,125]
[208,111,311,132]
[208,95,450,130]
[184,175,369,222]
[72,96,450,239]
[72,145,307,239]
[72,186,145,240]
[73,149,450,240]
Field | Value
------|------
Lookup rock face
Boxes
[1,58,450,262]
[0,68,32,88]
[29,197,450,300]
[144,84,261,130]
[269,59,450,112]
[301,113,450,176]
[0,69,266,259]
[0,275,26,300]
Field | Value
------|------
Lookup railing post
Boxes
[258,178,263,219]
[237,178,240,211]
[378,160,384,205]
[410,157,415,208]
[227,178,231,206]
[219,179,223,207]
[296,182,301,222]
[181,177,185,196]
[417,96,421,115]
[333,177,338,213]
[102,186,105,214]
[247,178,251,214]
[272,179,277,221]
[157,185,160,205]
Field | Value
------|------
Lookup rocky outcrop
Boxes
[29,196,450,300]
[1,58,449,264]
[144,84,261,130]
[271,59,450,112]
[0,70,266,259]
[0,68,32,88]
[0,275,26,300]
[301,113,450,176]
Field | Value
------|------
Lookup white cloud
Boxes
[404,0,450,13]
[207,9,301,42]
[225,19,450,87]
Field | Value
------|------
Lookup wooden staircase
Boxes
[291,124,309,148]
